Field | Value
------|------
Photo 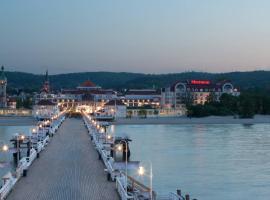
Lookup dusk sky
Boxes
[1,0,270,74]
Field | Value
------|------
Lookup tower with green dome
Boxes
[0,66,7,108]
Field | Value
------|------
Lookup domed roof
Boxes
[80,80,96,87]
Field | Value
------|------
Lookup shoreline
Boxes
[0,115,270,126]
[0,116,36,126]
[112,115,270,125]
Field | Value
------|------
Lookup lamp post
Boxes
[116,140,128,197]
[138,161,153,200]
[16,134,25,165]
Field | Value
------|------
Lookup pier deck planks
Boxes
[7,118,119,200]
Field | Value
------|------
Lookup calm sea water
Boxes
[109,124,270,200]
[0,126,33,178]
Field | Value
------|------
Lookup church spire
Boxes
[45,69,48,82]
[41,69,50,93]
[0,65,7,81]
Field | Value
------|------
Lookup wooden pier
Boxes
[7,118,119,200]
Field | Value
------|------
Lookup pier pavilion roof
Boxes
[80,80,96,87]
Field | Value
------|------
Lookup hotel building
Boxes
[161,80,240,108]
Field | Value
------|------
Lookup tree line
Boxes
[187,91,270,118]
[5,70,270,91]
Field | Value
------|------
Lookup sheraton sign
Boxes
[190,80,211,85]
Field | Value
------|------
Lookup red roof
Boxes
[80,80,96,87]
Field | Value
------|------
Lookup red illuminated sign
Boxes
[191,80,210,85]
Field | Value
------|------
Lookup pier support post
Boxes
[27,141,31,157]
[23,169,27,177]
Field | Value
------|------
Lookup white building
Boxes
[33,99,59,120]
[122,89,161,108]
[60,80,117,108]
[104,99,127,118]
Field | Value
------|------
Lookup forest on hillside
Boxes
[5,70,270,93]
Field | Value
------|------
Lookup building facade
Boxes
[104,99,127,118]
[121,89,161,108]
[33,99,59,120]
[0,66,7,108]
[161,80,240,108]
[60,80,117,110]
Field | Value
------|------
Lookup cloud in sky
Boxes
[1,0,270,74]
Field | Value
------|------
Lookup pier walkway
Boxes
[7,118,119,200]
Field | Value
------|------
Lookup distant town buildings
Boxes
[56,78,240,118]
[30,72,241,119]
[0,66,31,116]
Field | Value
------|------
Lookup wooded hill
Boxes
[5,70,270,93]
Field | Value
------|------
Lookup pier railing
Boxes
[0,172,16,200]
[82,112,197,200]
[26,149,37,167]
[116,176,134,200]
[15,157,28,179]
[0,112,67,199]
